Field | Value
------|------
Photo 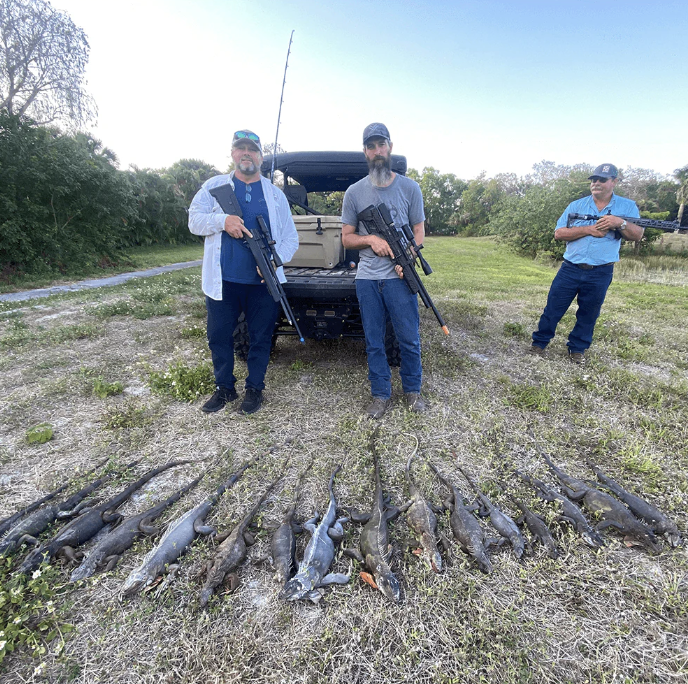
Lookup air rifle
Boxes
[356,203,449,335]
[209,183,304,343]
[566,211,683,235]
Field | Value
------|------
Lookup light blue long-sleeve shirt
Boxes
[188,172,299,300]
[556,193,640,265]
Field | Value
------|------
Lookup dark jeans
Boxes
[532,260,614,353]
[206,280,279,391]
[356,278,421,399]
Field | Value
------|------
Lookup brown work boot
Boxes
[529,344,546,357]
[404,393,426,413]
[569,351,586,365]
[366,397,392,420]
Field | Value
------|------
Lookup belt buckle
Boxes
[579,263,594,270]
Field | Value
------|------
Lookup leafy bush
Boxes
[0,558,74,666]
[25,423,53,444]
[148,360,215,402]
[92,377,124,399]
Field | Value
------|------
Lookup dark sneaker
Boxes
[240,388,263,415]
[201,387,238,413]
[366,397,392,420]
[529,344,546,357]
[404,393,426,413]
[569,351,586,365]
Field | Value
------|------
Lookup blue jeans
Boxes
[532,260,614,353]
[356,278,422,399]
[206,280,279,391]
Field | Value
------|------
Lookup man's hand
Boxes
[256,266,264,283]
[224,215,252,239]
[367,235,395,258]
[590,214,624,237]
[395,264,404,279]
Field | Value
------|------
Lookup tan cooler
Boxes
[286,216,344,269]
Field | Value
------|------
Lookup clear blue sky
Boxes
[55,0,687,179]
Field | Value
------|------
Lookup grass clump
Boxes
[506,383,553,413]
[0,558,74,667]
[91,377,124,399]
[148,360,215,402]
[503,322,528,338]
[180,323,206,339]
[25,423,53,445]
[102,400,149,429]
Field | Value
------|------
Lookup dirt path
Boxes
[0,260,202,304]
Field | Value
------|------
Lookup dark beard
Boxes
[368,155,392,187]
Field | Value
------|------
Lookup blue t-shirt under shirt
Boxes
[221,177,273,284]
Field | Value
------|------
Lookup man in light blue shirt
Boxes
[530,164,644,364]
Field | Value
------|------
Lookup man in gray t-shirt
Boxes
[342,123,427,419]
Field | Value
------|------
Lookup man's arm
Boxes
[412,221,424,247]
[554,216,644,242]
[188,183,247,238]
[341,223,395,258]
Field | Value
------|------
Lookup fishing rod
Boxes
[270,30,294,183]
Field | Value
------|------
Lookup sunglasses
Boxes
[590,177,611,183]
[234,131,260,143]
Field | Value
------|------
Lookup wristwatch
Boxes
[618,220,627,232]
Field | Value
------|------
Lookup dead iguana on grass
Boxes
[507,494,559,559]
[458,465,525,560]
[199,473,281,607]
[343,430,402,603]
[590,464,682,548]
[429,462,492,574]
[280,466,349,603]
[19,460,189,574]
[515,469,605,548]
[538,448,660,554]
[399,445,442,573]
[120,456,257,597]
[0,457,124,557]
[70,473,203,582]
[0,457,111,538]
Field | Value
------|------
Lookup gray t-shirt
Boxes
[342,174,425,280]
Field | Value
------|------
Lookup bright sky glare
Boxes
[54,0,687,179]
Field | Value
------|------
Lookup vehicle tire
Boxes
[385,319,401,368]
[233,313,250,361]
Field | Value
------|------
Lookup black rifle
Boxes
[567,211,683,236]
[208,183,304,343]
[356,203,449,335]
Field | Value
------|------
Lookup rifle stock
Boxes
[357,203,449,335]
[208,183,304,343]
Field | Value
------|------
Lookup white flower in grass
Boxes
[32,569,42,579]
[0,640,7,650]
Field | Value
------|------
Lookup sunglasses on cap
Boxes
[590,176,612,183]
[233,131,260,143]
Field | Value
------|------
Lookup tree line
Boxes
[0,113,219,278]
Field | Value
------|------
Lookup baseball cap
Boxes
[232,129,262,153]
[363,122,391,145]
[588,164,618,180]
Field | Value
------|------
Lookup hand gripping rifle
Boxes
[356,203,449,335]
[567,211,683,237]
[209,183,305,343]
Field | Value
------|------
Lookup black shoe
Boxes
[201,387,238,413]
[240,388,263,415]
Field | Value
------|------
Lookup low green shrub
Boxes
[148,360,214,402]
[25,423,53,444]
[92,377,124,399]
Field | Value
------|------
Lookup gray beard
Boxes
[369,159,392,187]
[238,159,259,175]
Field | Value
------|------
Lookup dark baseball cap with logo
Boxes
[232,129,262,153]
[588,163,618,179]
[363,122,391,145]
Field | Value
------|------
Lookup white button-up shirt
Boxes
[188,172,299,300]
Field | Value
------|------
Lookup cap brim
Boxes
[232,139,261,152]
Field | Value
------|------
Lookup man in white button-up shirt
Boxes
[188,130,298,414]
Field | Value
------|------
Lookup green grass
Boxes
[0,242,203,294]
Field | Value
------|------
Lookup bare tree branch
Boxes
[0,0,96,128]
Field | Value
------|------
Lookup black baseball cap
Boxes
[588,164,618,180]
[232,129,262,153]
[363,122,391,145]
